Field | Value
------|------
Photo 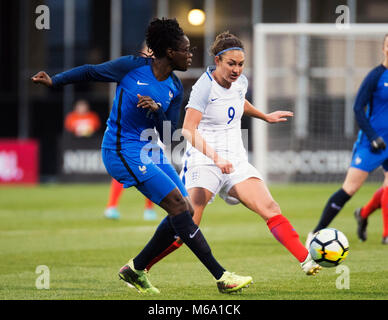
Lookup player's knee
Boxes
[342,185,358,196]
[259,200,281,220]
[342,170,367,196]
[268,200,281,214]
[165,192,189,215]
[170,199,189,216]
[160,188,189,215]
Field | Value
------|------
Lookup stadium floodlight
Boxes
[188,9,206,26]
[253,23,388,183]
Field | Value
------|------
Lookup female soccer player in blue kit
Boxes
[32,18,252,294]
[307,34,388,246]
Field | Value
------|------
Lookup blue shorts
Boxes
[102,147,188,204]
[350,142,388,172]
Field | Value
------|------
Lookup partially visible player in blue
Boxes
[32,18,252,294]
[306,34,388,246]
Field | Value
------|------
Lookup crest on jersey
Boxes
[169,90,174,100]
[192,169,200,181]
[138,165,147,174]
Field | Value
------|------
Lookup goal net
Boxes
[253,23,388,183]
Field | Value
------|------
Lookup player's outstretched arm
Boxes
[243,99,293,123]
[31,56,147,88]
[31,71,53,87]
[265,110,294,123]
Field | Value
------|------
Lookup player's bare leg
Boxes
[229,177,321,275]
[228,177,280,221]
[342,167,369,196]
[188,187,214,224]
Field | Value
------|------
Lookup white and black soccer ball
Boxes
[309,228,349,268]
[219,189,240,205]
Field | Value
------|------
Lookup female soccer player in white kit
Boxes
[146,31,322,276]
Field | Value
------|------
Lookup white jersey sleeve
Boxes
[185,71,212,113]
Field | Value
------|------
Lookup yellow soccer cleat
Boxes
[118,259,160,294]
[216,271,253,294]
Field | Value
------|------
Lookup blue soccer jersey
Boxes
[51,55,183,150]
[351,64,388,172]
[51,56,188,201]
[354,64,388,145]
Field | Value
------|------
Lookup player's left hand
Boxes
[265,111,294,123]
[137,94,160,112]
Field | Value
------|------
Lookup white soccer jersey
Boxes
[183,66,249,167]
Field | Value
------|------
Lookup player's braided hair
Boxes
[210,31,244,59]
[146,18,185,58]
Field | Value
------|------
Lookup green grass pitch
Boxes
[1,183,387,300]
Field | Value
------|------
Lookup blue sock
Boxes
[133,217,176,270]
[170,211,225,280]
[313,188,351,232]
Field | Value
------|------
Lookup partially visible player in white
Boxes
[146,31,321,276]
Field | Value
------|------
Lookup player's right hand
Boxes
[371,137,386,152]
[31,71,53,87]
[215,157,234,174]
[137,94,160,112]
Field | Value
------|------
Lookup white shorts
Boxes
[181,161,263,205]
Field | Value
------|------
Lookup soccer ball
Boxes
[309,228,349,268]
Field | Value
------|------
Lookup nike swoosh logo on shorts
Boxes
[189,228,200,238]
[137,80,149,86]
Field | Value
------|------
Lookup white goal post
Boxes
[253,23,388,183]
